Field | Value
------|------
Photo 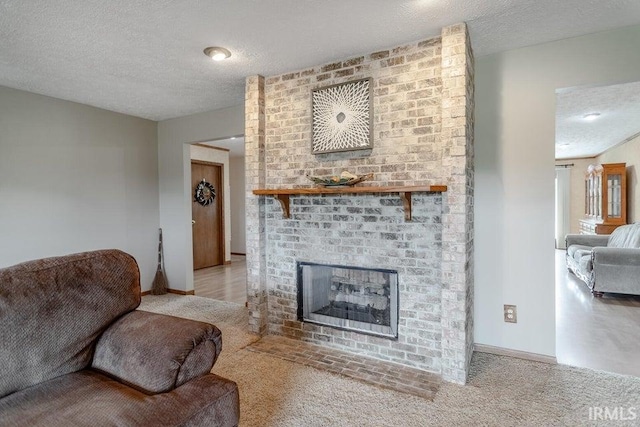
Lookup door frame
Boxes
[554,167,571,249]
[191,159,225,269]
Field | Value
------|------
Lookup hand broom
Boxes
[151,228,168,295]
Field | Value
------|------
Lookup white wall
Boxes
[597,133,640,223]
[0,86,159,289]
[229,156,246,254]
[158,106,244,292]
[189,145,231,262]
[475,24,640,357]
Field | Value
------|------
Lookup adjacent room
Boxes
[555,81,640,377]
[2,1,640,425]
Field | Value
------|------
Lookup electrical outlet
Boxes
[504,305,517,323]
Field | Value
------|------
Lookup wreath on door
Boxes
[194,179,216,206]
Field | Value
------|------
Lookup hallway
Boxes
[194,254,247,305]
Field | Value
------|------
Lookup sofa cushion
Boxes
[568,244,592,260]
[578,253,593,273]
[0,370,239,427]
[574,249,593,264]
[608,223,640,248]
[0,250,140,399]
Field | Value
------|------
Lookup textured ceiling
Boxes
[1,1,640,120]
[556,82,640,160]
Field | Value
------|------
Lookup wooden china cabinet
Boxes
[579,163,627,235]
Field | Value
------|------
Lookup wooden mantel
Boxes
[252,185,447,221]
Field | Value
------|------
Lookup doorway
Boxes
[554,81,640,377]
[191,161,224,269]
[189,138,247,305]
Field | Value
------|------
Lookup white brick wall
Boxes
[263,37,443,189]
[245,23,474,383]
[440,23,474,384]
[266,193,443,371]
[245,76,268,335]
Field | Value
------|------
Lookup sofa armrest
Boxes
[91,310,222,394]
[565,234,610,249]
[592,247,640,265]
[591,247,640,294]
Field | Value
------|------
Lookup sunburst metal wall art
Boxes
[311,78,373,154]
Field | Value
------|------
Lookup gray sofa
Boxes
[0,250,239,426]
[566,223,640,297]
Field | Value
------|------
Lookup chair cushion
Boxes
[0,250,140,399]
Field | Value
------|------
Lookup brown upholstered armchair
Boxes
[0,250,239,426]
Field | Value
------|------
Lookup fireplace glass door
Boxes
[297,262,398,338]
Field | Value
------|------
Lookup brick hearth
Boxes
[247,335,440,400]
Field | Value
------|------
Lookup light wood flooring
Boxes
[194,254,247,305]
[556,249,640,377]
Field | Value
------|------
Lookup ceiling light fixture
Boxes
[583,112,601,121]
[204,46,231,61]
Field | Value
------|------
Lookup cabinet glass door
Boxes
[608,174,622,218]
[584,180,588,215]
[596,175,602,217]
[589,176,595,216]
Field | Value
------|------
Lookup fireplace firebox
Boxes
[297,262,398,338]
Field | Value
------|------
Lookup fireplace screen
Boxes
[297,262,398,338]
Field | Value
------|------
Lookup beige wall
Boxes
[0,86,159,290]
[556,158,596,234]
[189,145,231,262]
[596,133,640,223]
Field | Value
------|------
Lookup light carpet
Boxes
[140,295,640,426]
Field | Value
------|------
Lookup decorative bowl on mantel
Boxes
[306,172,373,187]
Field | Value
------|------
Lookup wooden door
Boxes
[192,161,224,269]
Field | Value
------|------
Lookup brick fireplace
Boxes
[245,23,474,383]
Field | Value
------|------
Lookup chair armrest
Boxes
[91,310,222,394]
[565,234,609,249]
[592,247,640,265]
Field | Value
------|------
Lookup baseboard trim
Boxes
[167,288,195,296]
[141,288,195,296]
[474,343,557,365]
[231,252,246,256]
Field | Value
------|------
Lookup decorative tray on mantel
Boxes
[306,172,373,187]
